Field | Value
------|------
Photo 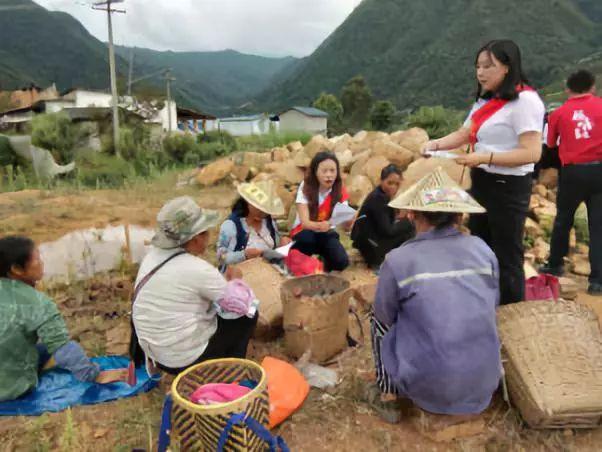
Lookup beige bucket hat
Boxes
[237,179,285,217]
[389,166,485,213]
[151,196,220,249]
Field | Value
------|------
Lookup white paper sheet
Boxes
[424,150,460,160]
[330,203,357,227]
[274,241,294,257]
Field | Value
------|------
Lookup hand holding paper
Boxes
[330,203,357,228]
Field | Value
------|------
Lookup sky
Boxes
[34,0,363,58]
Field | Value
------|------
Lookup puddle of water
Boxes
[39,225,154,283]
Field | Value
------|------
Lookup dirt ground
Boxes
[1,175,602,451]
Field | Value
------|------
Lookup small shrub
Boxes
[404,106,465,139]
[235,131,312,151]
[162,134,199,163]
[31,112,84,164]
[0,134,19,167]
[76,153,133,188]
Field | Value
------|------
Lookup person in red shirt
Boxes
[540,70,602,295]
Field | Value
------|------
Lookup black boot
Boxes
[538,262,564,277]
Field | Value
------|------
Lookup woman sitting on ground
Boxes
[290,151,350,272]
[217,180,291,270]
[351,164,415,269]
[368,168,501,423]
[132,196,258,375]
[0,236,126,402]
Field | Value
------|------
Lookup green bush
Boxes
[31,112,84,164]
[404,106,465,139]
[119,124,151,161]
[162,134,200,163]
[76,153,133,188]
[235,131,312,151]
[0,135,18,167]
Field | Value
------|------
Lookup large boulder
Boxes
[196,158,234,186]
[233,151,272,170]
[231,164,250,182]
[349,151,372,178]
[293,150,311,168]
[348,174,374,207]
[394,127,429,155]
[304,135,332,158]
[271,147,290,162]
[264,160,305,185]
[286,141,304,154]
[372,139,414,170]
[336,149,354,171]
[401,157,471,190]
[365,155,391,186]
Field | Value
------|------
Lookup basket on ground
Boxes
[498,300,602,428]
[170,358,270,451]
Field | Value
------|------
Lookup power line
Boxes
[92,0,126,157]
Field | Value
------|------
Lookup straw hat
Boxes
[151,196,220,249]
[237,179,285,216]
[389,166,485,213]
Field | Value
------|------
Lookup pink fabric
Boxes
[189,383,251,405]
[525,274,560,301]
[218,279,255,316]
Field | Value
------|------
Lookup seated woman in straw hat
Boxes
[217,180,291,270]
[132,197,258,375]
[367,167,501,423]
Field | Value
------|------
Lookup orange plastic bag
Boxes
[261,357,310,428]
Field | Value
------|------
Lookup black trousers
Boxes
[158,313,258,375]
[469,168,532,305]
[355,235,407,269]
[548,163,602,285]
[291,229,349,272]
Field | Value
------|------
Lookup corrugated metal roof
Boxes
[281,106,329,118]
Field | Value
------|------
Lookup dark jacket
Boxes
[351,187,414,268]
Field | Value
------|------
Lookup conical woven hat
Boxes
[237,179,285,216]
[389,166,485,213]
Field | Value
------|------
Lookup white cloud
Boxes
[35,0,363,57]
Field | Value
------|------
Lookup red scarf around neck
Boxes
[469,85,534,145]
[290,187,349,237]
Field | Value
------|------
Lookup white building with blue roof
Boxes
[278,106,328,134]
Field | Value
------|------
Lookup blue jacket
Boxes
[374,226,501,415]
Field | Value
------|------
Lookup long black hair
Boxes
[231,197,249,217]
[303,151,342,220]
[0,236,35,277]
[475,40,529,101]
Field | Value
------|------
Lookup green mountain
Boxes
[115,46,296,115]
[263,0,602,111]
[0,0,296,115]
[0,0,116,91]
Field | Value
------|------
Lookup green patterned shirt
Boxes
[0,278,69,401]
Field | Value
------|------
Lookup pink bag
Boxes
[189,383,251,405]
[525,274,560,301]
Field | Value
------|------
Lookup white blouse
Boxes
[464,90,545,176]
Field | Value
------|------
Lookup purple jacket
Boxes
[374,226,501,415]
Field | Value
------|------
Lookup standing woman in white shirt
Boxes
[423,40,544,304]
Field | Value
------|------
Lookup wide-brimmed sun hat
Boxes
[151,196,220,249]
[389,166,485,213]
[237,179,285,217]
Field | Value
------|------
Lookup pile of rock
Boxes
[195,128,435,216]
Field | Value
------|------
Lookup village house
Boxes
[217,114,273,136]
[278,106,328,134]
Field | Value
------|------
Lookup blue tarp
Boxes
[0,356,159,416]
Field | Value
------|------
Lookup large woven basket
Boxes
[171,358,270,451]
[498,301,602,429]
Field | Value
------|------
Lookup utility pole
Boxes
[93,0,125,157]
[164,69,176,134]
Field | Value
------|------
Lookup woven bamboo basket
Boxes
[171,358,270,451]
[498,301,602,429]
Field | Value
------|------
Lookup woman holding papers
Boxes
[422,40,544,304]
[290,151,352,272]
[352,164,415,269]
[217,180,291,270]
